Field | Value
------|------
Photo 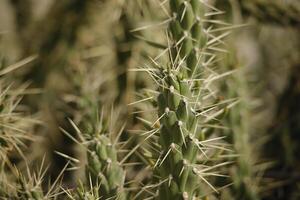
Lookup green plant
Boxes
[131,1,235,199]
[63,115,127,200]
[85,133,126,199]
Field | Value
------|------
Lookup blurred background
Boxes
[0,0,299,199]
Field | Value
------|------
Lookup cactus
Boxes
[59,89,127,199]
[2,1,299,199]
[62,115,127,200]
[131,1,233,199]
[85,133,127,200]
[64,113,127,200]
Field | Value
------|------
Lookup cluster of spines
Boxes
[0,71,46,199]
[15,172,44,200]
[73,182,100,200]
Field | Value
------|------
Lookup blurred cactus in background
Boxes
[0,0,299,199]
